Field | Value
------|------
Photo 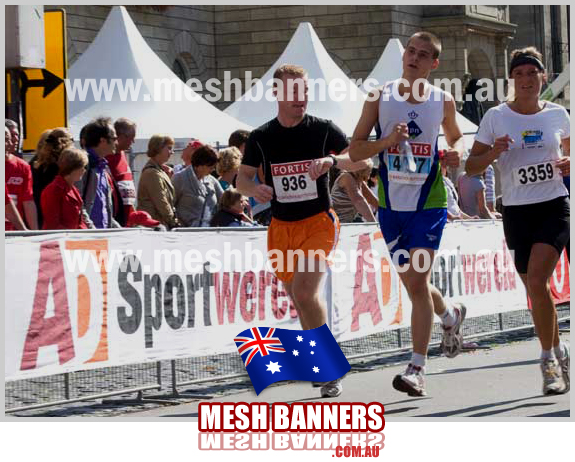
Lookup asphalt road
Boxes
[128,334,570,418]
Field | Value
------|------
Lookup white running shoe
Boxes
[440,303,467,359]
[540,358,567,395]
[320,378,343,398]
[392,364,426,397]
[557,343,570,393]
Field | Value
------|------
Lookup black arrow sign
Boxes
[19,68,65,140]
[20,68,63,98]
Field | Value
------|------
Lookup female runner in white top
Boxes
[465,47,570,396]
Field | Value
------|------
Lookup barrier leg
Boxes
[64,373,71,401]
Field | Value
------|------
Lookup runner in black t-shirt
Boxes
[237,64,369,398]
[242,114,348,221]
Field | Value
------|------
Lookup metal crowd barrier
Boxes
[4,218,504,239]
[5,306,570,415]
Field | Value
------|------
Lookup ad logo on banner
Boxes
[21,239,109,371]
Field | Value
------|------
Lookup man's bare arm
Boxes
[349,89,408,162]
[6,198,27,230]
[23,200,38,230]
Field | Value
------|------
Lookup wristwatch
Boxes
[328,154,338,167]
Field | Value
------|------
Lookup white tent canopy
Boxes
[68,6,250,151]
[364,38,478,150]
[224,22,367,136]
[364,38,404,90]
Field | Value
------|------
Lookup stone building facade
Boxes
[509,5,570,107]
[51,5,569,108]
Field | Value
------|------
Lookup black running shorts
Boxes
[502,196,570,274]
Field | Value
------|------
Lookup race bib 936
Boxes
[271,160,318,203]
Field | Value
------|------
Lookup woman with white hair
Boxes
[216,146,243,190]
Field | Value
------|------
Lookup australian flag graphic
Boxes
[234,324,350,395]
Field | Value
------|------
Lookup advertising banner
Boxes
[5,222,569,381]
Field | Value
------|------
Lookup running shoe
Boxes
[320,378,343,398]
[392,364,426,397]
[440,303,467,359]
[540,358,567,395]
[557,343,570,393]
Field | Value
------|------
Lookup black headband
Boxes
[509,54,545,76]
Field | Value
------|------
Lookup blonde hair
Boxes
[34,127,73,168]
[32,129,52,167]
[350,158,374,182]
[510,46,544,65]
[58,148,88,176]
[406,31,442,59]
[219,187,244,211]
[216,146,242,176]
[147,134,174,158]
[273,64,306,82]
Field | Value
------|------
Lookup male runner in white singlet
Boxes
[350,32,467,396]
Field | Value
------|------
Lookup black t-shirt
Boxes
[29,156,59,228]
[242,114,348,221]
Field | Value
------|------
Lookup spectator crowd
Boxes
[5,116,502,232]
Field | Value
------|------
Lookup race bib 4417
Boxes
[387,142,432,185]
[271,160,318,203]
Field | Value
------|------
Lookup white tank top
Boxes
[474,102,570,206]
[377,80,447,212]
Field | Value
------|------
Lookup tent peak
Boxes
[225,20,367,135]
[295,22,314,32]
[68,5,250,143]
[291,22,322,45]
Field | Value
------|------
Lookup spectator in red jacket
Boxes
[5,126,38,230]
[5,185,27,230]
[41,148,90,230]
[107,118,137,224]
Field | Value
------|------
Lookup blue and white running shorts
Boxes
[378,207,447,266]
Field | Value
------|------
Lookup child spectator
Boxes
[41,148,91,230]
